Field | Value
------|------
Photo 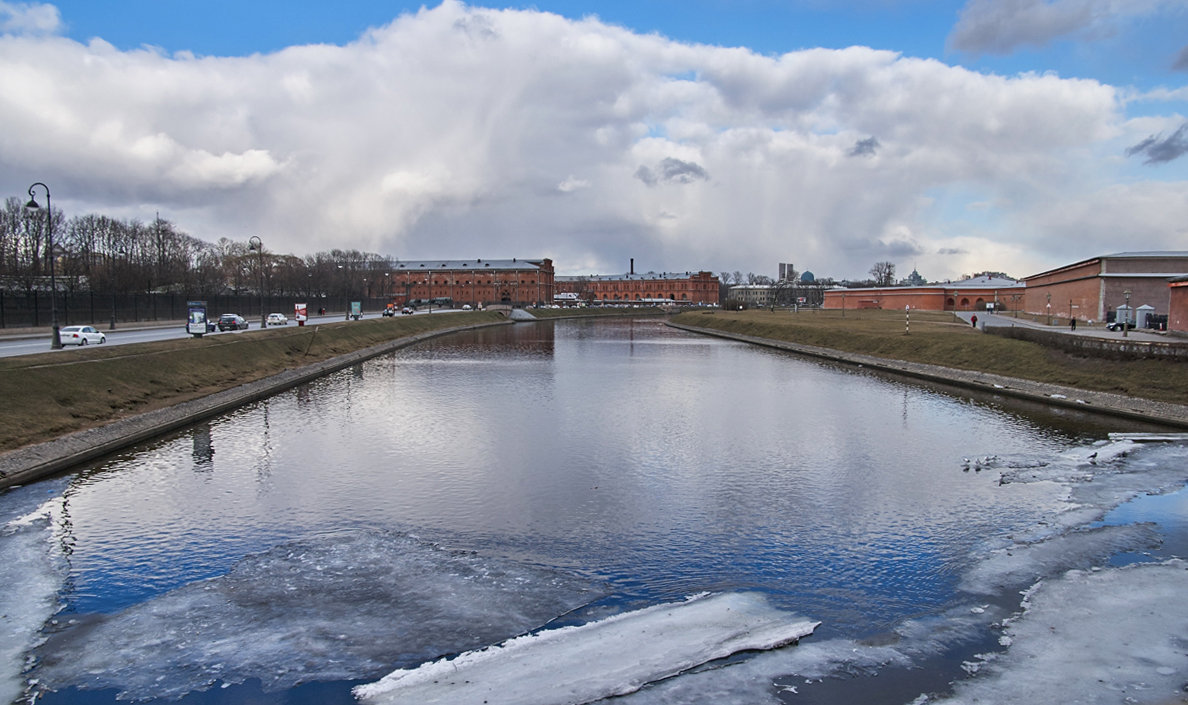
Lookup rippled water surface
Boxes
[5,317,1175,705]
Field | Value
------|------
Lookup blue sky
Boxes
[45,0,1186,90]
[2,1,1186,281]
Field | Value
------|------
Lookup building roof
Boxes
[828,276,1021,292]
[556,271,712,282]
[1024,251,1188,281]
[393,259,548,271]
[1101,251,1188,258]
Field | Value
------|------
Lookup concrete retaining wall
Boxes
[667,321,1188,430]
[984,325,1188,361]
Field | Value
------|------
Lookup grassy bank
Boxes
[670,309,1188,405]
[1,312,504,452]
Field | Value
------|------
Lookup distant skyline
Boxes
[1,0,1185,281]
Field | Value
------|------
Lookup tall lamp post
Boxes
[25,182,61,349]
[248,236,265,329]
[1123,289,1132,338]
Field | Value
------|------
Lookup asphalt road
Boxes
[960,310,1173,342]
[0,311,413,359]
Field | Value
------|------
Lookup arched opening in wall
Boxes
[960,297,970,308]
[975,298,985,309]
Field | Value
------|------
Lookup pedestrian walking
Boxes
[971,314,978,328]
[1070,317,1077,331]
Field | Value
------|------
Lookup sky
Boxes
[0,1,1186,281]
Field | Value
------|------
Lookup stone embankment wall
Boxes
[984,326,1188,362]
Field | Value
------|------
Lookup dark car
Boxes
[217,314,249,331]
[1106,320,1135,331]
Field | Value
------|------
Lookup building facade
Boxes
[822,276,1022,312]
[555,271,720,305]
[1170,276,1188,335]
[388,258,554,308]
[1021,252,1188,323]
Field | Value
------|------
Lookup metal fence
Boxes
[0,292,394,329]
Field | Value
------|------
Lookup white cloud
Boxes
[0,1,60,35]
[0,0,1183,281]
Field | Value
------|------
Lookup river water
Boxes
[2,317,1184,705]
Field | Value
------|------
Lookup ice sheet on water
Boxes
[0,485,69,705]
[354,592,819,705]
[958,523,1162,595]
[928,559,1188,705]
[30,528,603,701]
[593,439,1188,705]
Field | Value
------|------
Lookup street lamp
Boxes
[248,236,265,329]
[25,182,61,349]
[1123,289,1132,338]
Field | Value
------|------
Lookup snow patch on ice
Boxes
[0,490,67,705]
[928,559,1188,705]
[30,529,603,701]
[355,592,818,705]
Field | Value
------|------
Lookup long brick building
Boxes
[1020,252,1188,323]
[822,276,1022,312]
[555,271,720,305]
[389,258,554,308]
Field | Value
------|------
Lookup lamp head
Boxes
[25,198,40,213]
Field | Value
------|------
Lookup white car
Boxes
[266,313,288,326]
[59,325,106,346]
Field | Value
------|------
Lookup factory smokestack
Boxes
[630,258,634,275]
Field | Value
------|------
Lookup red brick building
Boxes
[1170,276,1188,335]
[822,276,1022,312]
[389,258,554,308]
[555,271,720,305]
[1021,252,1188,323]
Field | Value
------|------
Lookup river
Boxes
[2,317,1184,705]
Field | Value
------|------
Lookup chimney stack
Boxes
[630,258,635,275]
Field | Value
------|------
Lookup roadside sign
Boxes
[295,303,307,326]
[186,301,207,337]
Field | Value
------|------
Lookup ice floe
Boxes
[29,529,602,701]
[0,484,68,705]
[354,592,818,705]
[928,559,1188,705]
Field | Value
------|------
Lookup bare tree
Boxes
[869,261,896,286]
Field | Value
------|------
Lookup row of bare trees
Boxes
[0,197,400,300]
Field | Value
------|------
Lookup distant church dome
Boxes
[799,271,815,283]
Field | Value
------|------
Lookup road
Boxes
[959,310,1173,343]
[0,311,427,359]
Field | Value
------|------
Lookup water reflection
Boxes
[191,422,213,469]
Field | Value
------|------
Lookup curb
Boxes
[0,319,512,490]
[666,321,1188,430]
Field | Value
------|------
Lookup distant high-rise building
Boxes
[778,262,795,281]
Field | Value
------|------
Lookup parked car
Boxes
[401,306,415,315]
[59,325,106,346]
[461,304,473,310]
[266,313,288,326]
[1106,320,1135,331]
[217,314,249,331]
